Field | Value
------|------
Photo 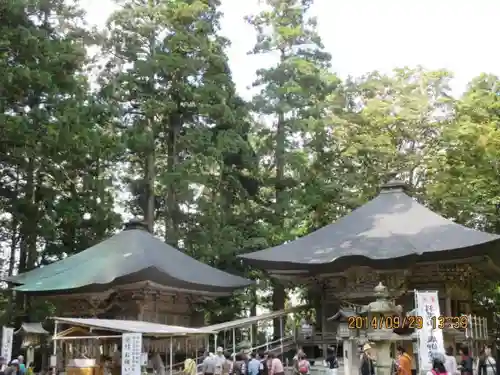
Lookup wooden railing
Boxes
[296,331,337,345]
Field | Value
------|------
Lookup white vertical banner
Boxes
[415,291,445,372]
[1,327,14,363]
[122,333,142,375]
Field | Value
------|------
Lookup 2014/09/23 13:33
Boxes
[347,315,424,330]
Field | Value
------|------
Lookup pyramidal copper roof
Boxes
[239,181,500,272]
[8,220,252,295]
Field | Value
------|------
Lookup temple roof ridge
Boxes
[239,181,500,272]
[7,220,253,295]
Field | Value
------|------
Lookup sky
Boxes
[80,0,500,97]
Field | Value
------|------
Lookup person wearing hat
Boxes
[426,352,447,375]
[360,343,375,375]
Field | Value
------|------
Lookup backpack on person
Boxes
[298,360,309,374]
[329,358,338,369]
[258,359,268,375]
[232,361,244,375]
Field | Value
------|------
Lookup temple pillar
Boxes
[445,284,452,316]
[320,290,327,356]
[137,300,145,321]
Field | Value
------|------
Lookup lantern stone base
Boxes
[342,339,358,375]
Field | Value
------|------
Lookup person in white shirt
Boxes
[444,346,458,375]
[214,347,226,375]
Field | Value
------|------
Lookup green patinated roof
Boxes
[7,222,252,295]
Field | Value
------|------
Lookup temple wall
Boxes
[140,292,192,325]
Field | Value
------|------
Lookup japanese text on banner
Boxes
[1,327,14,364]
[122,333,142,375]
[415,291,444,372]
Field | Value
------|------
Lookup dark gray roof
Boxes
[240,181,500,272]
[7,221,252,295]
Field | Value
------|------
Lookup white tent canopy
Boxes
[52,317,214,338]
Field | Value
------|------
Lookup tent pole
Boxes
[232,329,236,356]
[53,322,58,355]
[52,321,58,375]
[169,337,173,375]
[195,336,199,365]
[249,325,253,349]
[279,316,283,354]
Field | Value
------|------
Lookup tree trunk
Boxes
[250,285,258,345]
[164,114,180,247]
[272,103,286,337]
[144,121,155,232]
[144,30,157,233]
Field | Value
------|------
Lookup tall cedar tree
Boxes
[247,0,334,334]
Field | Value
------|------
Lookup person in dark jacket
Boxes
[459,346,473,375]
[257,350,268,375]
[360,343,375,375]
[478,344,496,375]
[324,347,338,375]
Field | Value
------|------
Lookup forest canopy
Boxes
[1,0,500,324]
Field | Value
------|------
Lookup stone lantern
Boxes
[15,323,49,367]
[359,282,403,375]
[328,308,360,375]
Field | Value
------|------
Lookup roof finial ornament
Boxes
[123,218,150,232]
[380,171,408,193]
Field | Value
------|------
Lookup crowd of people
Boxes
[0,355,32,375]
[359,342,497,375]
[195,342,499,375]
[196,346,338,375]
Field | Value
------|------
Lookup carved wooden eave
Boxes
[269,254,497,286]
[41,280,226,316]
[36,280,232,302]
